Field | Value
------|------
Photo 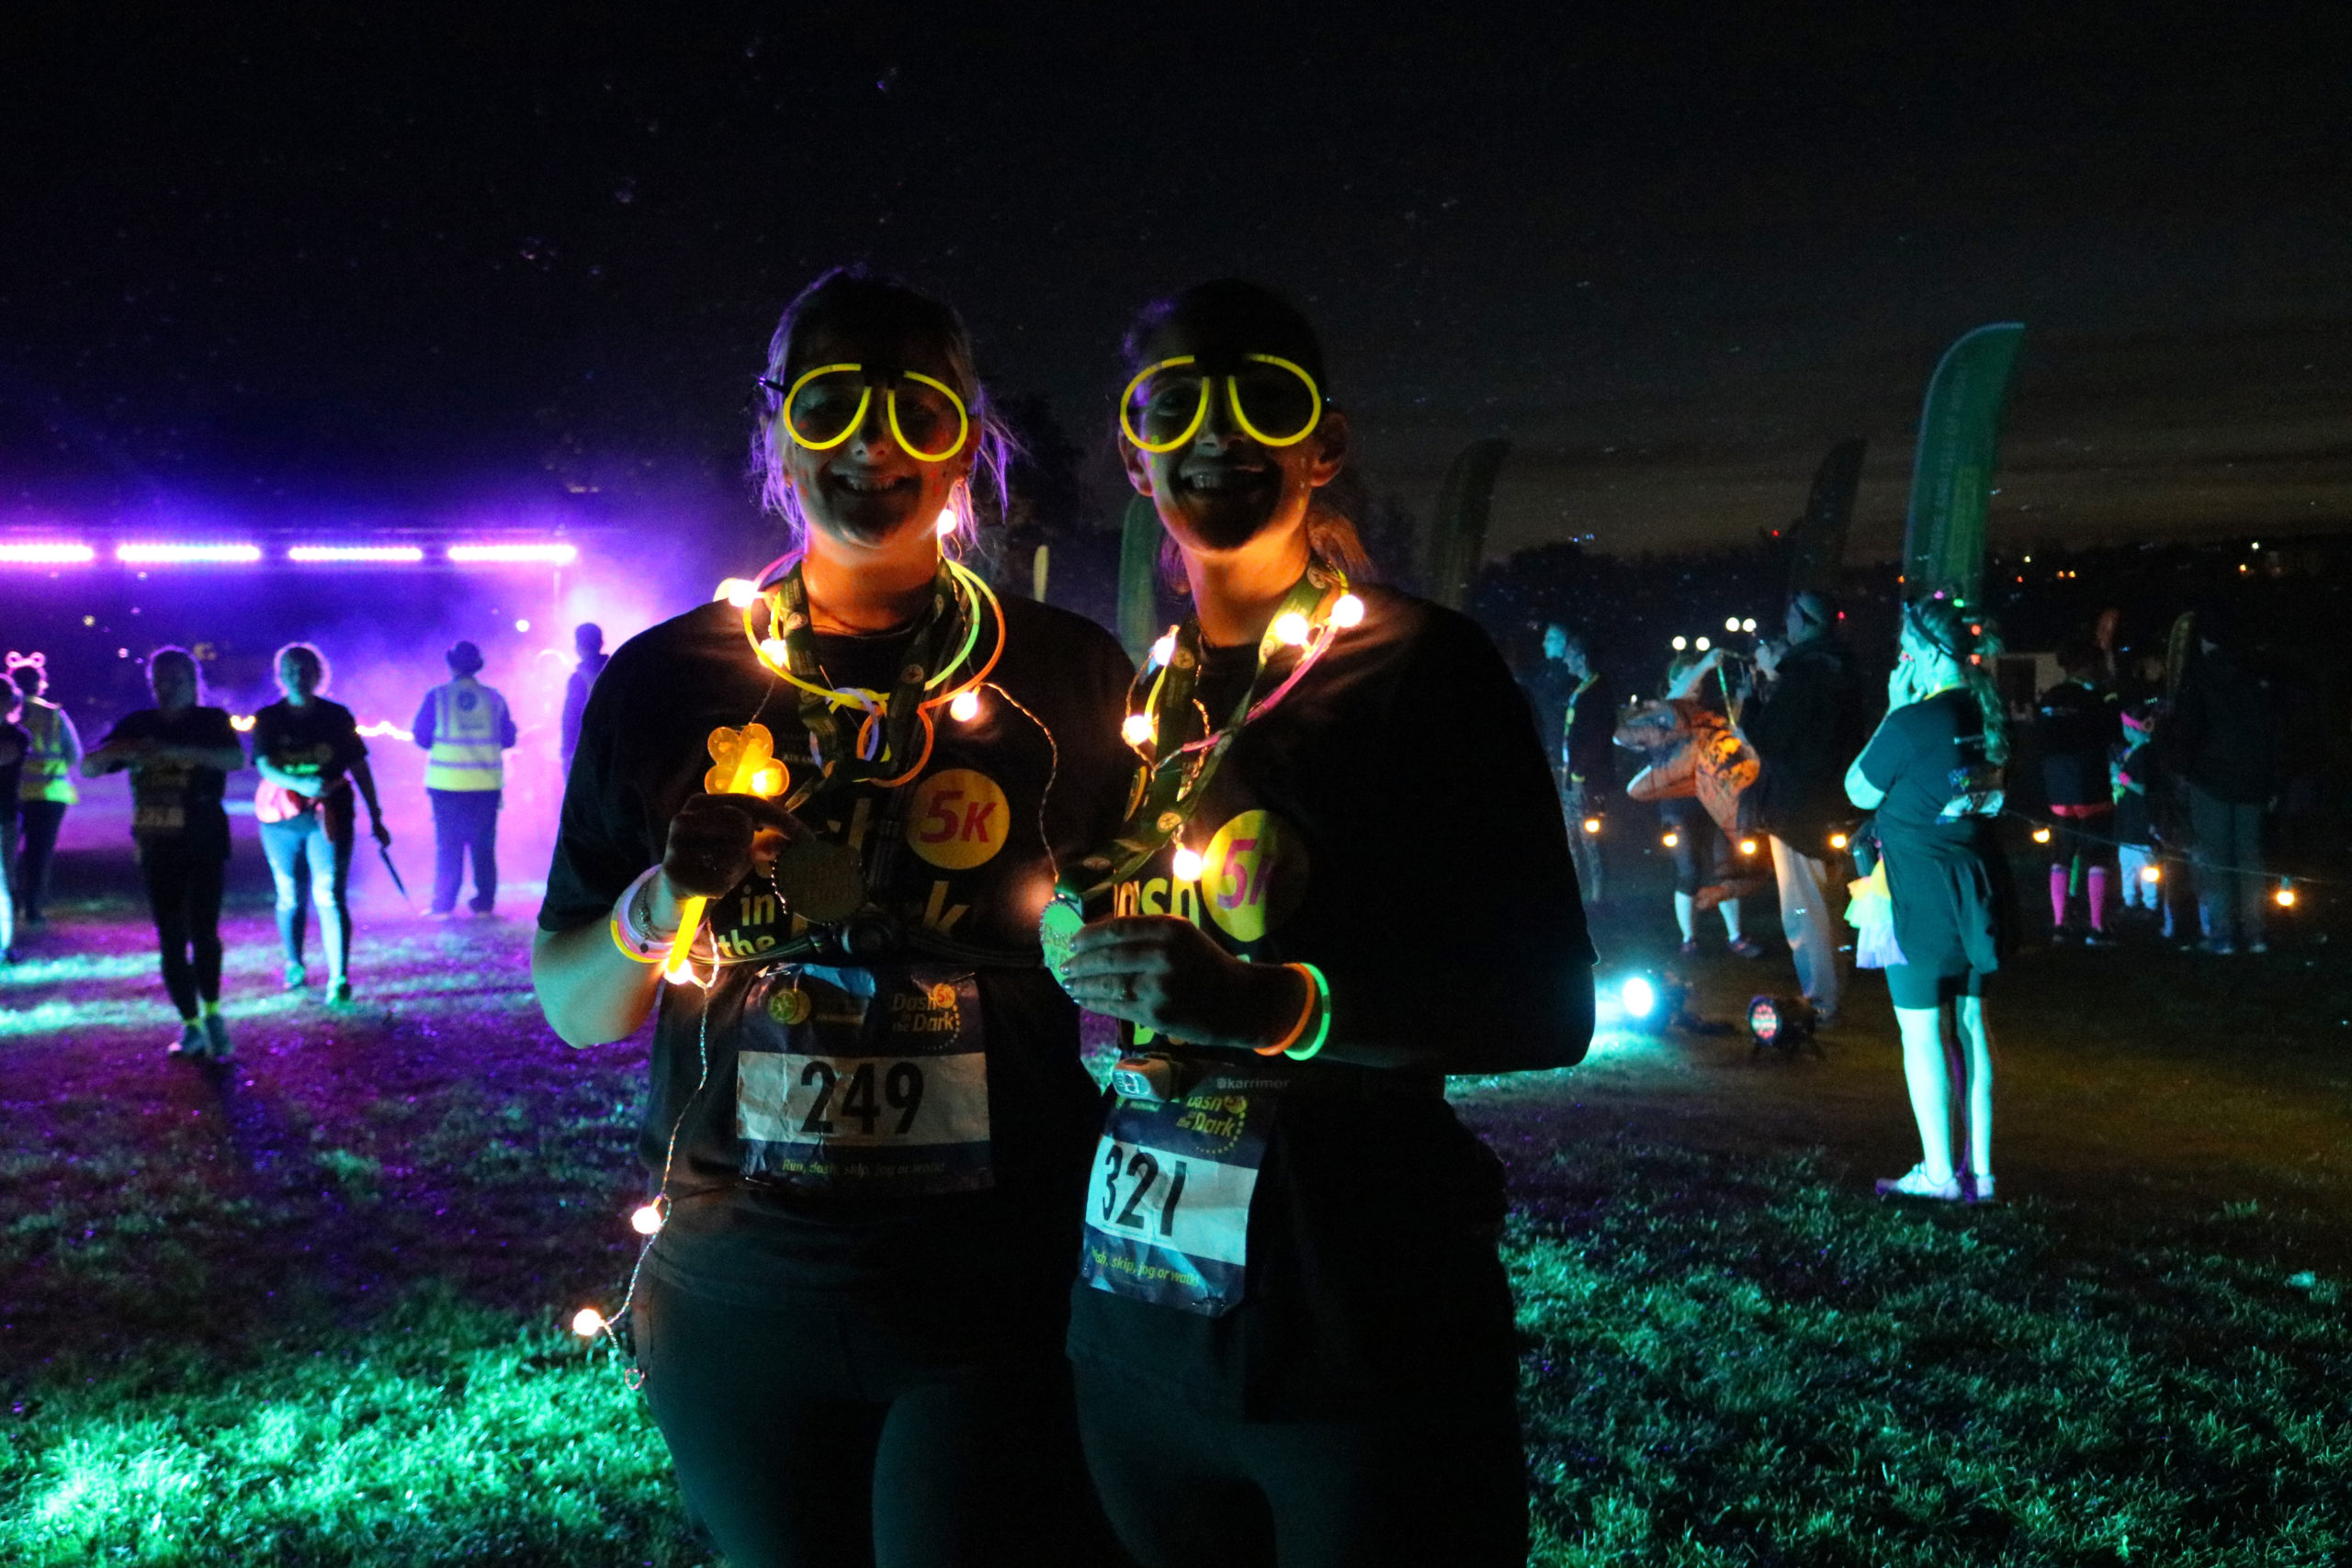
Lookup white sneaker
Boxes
[1966,1172,1996,1204]
[1875,1164,1963,1201]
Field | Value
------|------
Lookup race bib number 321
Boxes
[1079,1075,1278,1317]
[733,964,990,1196]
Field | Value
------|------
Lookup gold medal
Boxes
[1038,894,1086,987]
[773,836,865,925]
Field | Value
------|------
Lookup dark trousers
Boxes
[2188,785,2266,947]
[139,839,225,1018]
[426,788,499,914]
[1073,1370,1527,1568]
[633,1272,1111,1568]
[260,814,354,976]
[15,798,67,919]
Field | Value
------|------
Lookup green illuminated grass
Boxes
[3,906,2347,1564]
[1494,1136,2350,1565]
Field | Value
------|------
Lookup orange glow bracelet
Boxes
[1256,962,1321,1056]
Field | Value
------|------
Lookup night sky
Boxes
[6,3,2347,564]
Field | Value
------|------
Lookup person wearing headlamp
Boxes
[1054,279,1595,1568]
[531,268,1134,1568]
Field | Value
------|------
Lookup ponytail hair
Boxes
[747,266,1015,557]
[1123,278,1374,591]
[1905,597,2010,767]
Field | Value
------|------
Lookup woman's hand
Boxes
[656,794,810,922]
[1887,660,1917,711]
[370,818,393,848]
[1062,916,1308,1051]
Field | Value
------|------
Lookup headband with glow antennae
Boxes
[1119,353,1324,452]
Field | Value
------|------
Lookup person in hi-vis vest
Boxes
[10,653,84,927]
[411,640,518,917]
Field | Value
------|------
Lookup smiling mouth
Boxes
[826,470,917,497]
[1178,465,1272,493]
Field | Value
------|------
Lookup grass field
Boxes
[3,872,2347,1565]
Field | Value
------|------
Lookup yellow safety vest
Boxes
[424,679,510,792]
[19,700,79,805]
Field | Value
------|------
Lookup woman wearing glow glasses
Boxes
[532,267,1134,1568]
[1052,279,1597,1568]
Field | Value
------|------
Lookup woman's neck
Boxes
[801,535,938,635]
[1181,525,1313,648]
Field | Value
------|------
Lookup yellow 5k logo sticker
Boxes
[1201,809,1306,943]
[908,769,1010,871]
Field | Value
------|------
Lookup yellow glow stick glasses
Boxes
[761,363,971,461]
[1119,353,1323,452]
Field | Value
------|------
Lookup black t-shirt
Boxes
[1064,586,1595,1417]
[96,706,243,858]
[2035,680,2120,808]
[539,592,1133,1337]
[253,699,368,820]
[1858,690,1997,852]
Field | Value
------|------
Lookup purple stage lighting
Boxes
[447,543,577,565]
[0,542,97,565]
[116,542,264,564]
[288,545,427,563]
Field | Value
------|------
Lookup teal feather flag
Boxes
[1428,437,1510,611]
[1115,493,1163,662]
[1904,324,2025,604]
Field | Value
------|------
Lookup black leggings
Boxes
[16,798,67,918]
[139,840,225,1018]
[633,1271,1113,1568]
[1073,1371,1527,1568]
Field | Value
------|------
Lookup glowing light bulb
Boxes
[935,509,959,537]
[1272,612,1311,647]
[1724,616,1740,632]
[2031,827,2052,844]
[1148,631,1177,666]
[571,1307,606,1337]
[1661,830,1680,849]
[630,1203,665,1236]
[1582,817,1602,836]
[1671,636,1688,651]
[1331,593,1365,627]
[2276,883,2298,908]
[1738,838,1758,856]
[751,765,786,797]
[717,577,758,608]
[2140,864,2162,884]
[231,714,256,732]
[1171,846,1204,882]
[1742,618,1757,633]
[664,962,695,987]
[514,619,531,633]
[1621,976,1657,1019]
[759,637,788,666]
[1696,637,1712,652]
[1829,832,1849,851]
[948,689,980,723]
[1121,713,1154,747]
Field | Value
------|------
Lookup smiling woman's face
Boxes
[775,321,976,558]
[1120,318,1348,558]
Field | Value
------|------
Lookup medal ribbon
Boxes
[1058,560,1351,908]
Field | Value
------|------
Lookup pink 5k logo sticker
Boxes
[1199,809,1307,943]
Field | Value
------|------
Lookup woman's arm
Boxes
[80,739,139,777]
[532,794,791,1047]
[1845,751,1887,811]
[349,757,390,842]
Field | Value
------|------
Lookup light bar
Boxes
[117,542,264,564]
[288,545,426,563]
[0,543,96,565]
[447,543,577,565]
